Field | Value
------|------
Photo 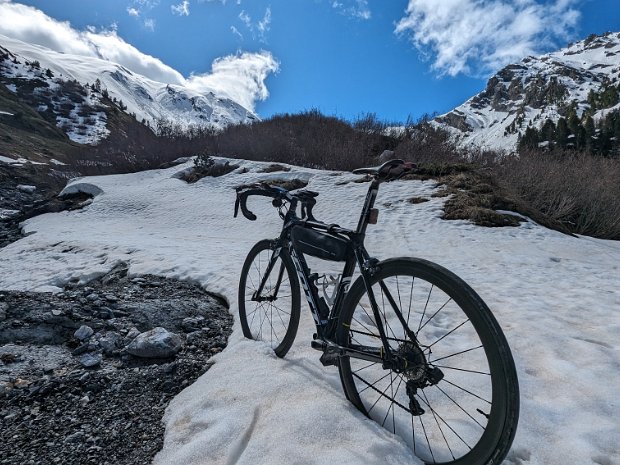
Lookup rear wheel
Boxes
[337,258,519,465]
[238,240,301,358]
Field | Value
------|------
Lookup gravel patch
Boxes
[0,263,232,465]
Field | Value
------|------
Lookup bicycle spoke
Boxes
[442,379,491,405]
[416,392,472,450]
[427,318,469,348]
[417,284,434,334]
[435,384,485,429]
[435,365,491,376]
[429,345,483,364]
[417,407,435,463]
[349,328,409,345]
[421,389,456,461]
[417,297,453,334]
[407,276,414,327]
[352,361,379,374]
[357,371,392,395]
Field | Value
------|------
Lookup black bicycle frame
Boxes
[251,178,407,368]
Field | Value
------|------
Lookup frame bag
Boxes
[291,226,349,262]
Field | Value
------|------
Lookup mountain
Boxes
[435,31,620,152]
[0,34,258,146]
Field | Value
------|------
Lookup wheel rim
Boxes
[346,273,496,464]
[243,248,294,351]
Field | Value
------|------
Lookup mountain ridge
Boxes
[0,34,257,146]
[435,31,620,152]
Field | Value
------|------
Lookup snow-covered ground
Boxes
[0,159,618,465]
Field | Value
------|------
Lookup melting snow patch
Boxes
[59,182,104,198]
[0,209,20,220]
[16,185,36,193]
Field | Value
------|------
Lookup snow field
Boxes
[0,158,618,464]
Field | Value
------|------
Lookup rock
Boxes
[103,294,118,303]
[125,327,141,341]
[79,353,102,368]
[17,184,37,194]
[378,149,396,163]
[125,327,182,358]
[181,316,205,332]
[74,325,94,341]
[72,343,90,356]
[96,332,121,355]
[86,293,99,302]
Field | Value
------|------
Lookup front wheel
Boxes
[238,240,301,358]
[337,258,519,465]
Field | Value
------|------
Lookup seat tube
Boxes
[356,179,380,237]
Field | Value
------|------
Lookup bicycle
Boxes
[234,159,519,465]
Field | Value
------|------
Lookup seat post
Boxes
[356,178,380,237]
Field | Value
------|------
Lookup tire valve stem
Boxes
[476,408,490,420]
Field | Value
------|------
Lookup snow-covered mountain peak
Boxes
[435,32,620,152]
[0,34,258,144]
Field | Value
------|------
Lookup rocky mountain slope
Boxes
[435,31,620,152]
[0,34,257,147]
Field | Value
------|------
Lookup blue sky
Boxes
[1,0,619,123]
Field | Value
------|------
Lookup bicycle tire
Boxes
[336,258,519,465]
[238,240,301,358]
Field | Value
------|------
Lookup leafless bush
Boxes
[494,150,620,239]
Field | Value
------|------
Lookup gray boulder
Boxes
[125,327,182,358]
[74,325,94,341]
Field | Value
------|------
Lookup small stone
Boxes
[86,293,99,302]
[74,325,94,340]
[125,327,183,358]
[78,353,101,368]
[72,343,90,356]
[51,309,63,316]
[14,378,31,389]
[104,294,118,302]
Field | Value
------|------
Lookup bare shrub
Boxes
[183,154,238,183]
[494,150,620,239]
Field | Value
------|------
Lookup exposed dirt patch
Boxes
[259,164,291,173]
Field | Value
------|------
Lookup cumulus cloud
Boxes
[171,0,190,16]
[127,7,140,17]
[143,18,156,31]
[0,1,279,112]
[187,51,279,111]
[395,0,580,77]
[331,0,371,20]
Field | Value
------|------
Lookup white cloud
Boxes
[127,7,140,17]
[0,1,278,112]
[332,0,371,20]
[395,0,580,77]
[171,0,190,16]
[257,7,271,37]
[187,51,279,111]
[238,7,271,43]
[230,25,243,40]
[238,10,252,29]
[143,18,156,31]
